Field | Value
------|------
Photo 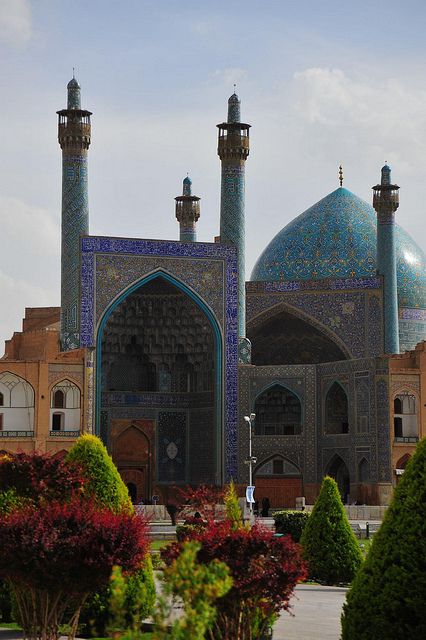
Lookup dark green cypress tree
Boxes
[341,438,426,639]
[300,476,362,585]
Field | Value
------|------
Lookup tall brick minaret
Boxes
[373,164,400,354]
[57,76,92,350]
[217,92,251,362]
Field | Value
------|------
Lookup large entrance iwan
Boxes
[97,274,222,500]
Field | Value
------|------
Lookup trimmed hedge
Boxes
[341,438,426,639]
[300,476,362,585]
[66,434,132,513]
[273,510,310,542]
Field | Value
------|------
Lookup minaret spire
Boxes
[217,92,251,362]
[373,163,400,354]
[175,176,200,242]
[57,76,92,350]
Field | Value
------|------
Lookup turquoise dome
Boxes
[251,187,426,309]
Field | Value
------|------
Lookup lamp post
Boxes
[244,413,256,522]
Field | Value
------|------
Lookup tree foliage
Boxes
[224,481,244,531]
[154,541,232,640]
[0,451,82,506]
[67,434,132,513]
[341,438,426,639]
[300,476,362,585]
[177,484,224,521]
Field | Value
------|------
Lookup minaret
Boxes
[57,76,92,350]
[175,176,200,242]
[217,91,251,359]
[373,164,400,354]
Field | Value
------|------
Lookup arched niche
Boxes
[96,272,223,487]
[254,384,302,435]
[326,454,350,503]
[324,382,349,434]
[0,372,35,433]
[50,380,81,432]
[248,307,348,365]
[358,458,369,482]
[393,391,418,442]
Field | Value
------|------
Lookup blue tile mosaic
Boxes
[251,187,426,311]
[80,236,239,480]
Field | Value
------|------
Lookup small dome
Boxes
[228,92,239,103]
[67,77,80,89]
[183,176,192,185]
[251,186,426,309]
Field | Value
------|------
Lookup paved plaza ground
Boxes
[275,584,347,640]
[0,584,347,640]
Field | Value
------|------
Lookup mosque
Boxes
[1,78,425,507]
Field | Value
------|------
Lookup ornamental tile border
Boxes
[80,236,239,479]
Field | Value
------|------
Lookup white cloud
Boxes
[0,0,32,46]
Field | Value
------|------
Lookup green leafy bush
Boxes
[341,438,426,639]
[154,541,232,640]
[300,476,362,585]
[79,556,156,637]
[273,510,310,542]
[66,434,132,513]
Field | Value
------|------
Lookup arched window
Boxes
[50,380,81,433]
[53,390,64,409]
[393,392,418,442]
[325,382,349,434]
[394,397,402,414]
[0,372,35,433]
[254,385,302,435]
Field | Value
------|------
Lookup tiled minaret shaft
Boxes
[57,77,92,350]
[217,93,250,354]
[175,176,200,242]
[373,164,400,354]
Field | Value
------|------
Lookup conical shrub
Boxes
[300,476,362,585]
[341,438,426,639]
[67,434,132,513]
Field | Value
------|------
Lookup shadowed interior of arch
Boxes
[248,308,348,365]
[98,274,221,490]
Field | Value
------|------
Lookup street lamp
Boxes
[244,413,257,522]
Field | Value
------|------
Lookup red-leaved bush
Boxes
[162,520,307,639]
[177,484,224,521]
[0,498,149,593]
[0,451,83,505]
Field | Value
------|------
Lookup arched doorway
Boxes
[326,455,350,504]
[112,426,150,503]
[97,272,222,490]
[254,456,302,509]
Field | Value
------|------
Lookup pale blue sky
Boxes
[1,0,426,343]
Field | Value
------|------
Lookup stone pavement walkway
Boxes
[274,584,347,640]
[0,584,347,640]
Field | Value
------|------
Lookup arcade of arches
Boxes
[100,276,220,502]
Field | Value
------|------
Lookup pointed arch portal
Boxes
[95,271,223,494]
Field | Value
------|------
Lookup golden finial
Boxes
[339,164,344,187]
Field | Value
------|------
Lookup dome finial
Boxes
[339,164,344,187]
